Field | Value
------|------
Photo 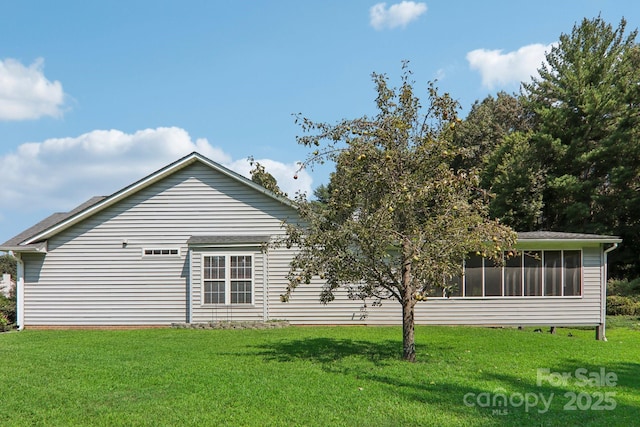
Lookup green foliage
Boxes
[454,91,532,170]
[0,255,16,326]
[0,254,17,279]
[606,295,640,316]
[457,17,640,278]
[481,131,546,229]
[523,16,640,277]
[608,277,640,297]
[0,311,9,330]
[248,157,287,197]
[282,63,516,361]
[606,278,640,315]
[312,183,332,204]
[0,327,638,425]
[0,295,16,326]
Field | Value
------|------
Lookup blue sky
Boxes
[1,0,638,244]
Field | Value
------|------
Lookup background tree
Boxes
[481,131,547,230]
[523,16,640,277]
[311,183,332,205]
[453,91,532,171]
[0,254,17,279]
[453,92,541,230]
[280,64,516,361]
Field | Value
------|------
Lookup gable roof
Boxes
[2,196,107,247]
[2,152,295,248]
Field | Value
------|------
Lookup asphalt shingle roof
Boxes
[517,231,620,241]
[2,196,107,246]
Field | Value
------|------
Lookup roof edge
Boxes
[517,231,622,244]
[0,241,48,253]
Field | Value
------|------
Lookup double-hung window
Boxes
[203,255,253,305]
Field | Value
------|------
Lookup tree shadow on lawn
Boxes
[255,337,640,424]
[255,337,508,423]
[255,337,404,364]
[254,337,453,365]
[538,360,640,391]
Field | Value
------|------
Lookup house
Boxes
[1,152,621,339]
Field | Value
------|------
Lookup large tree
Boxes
[452,92,543,230]
[453,91,532,171]
[280,64,516,361]
[523,16,640,277]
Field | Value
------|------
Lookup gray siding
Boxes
[22,160,607,328]
[22,163,296,326]
[267,246,605,326]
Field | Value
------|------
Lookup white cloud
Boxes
[0,127,311,218]
[370,1,427,30]
[466,43,555,89]
[0,58,66,120]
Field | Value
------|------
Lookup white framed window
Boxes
[143,248,179,256]
[202,254,253,305]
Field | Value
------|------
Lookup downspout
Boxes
[263,248,269,322]
[15,253,25,331]
[187,248,193,323]
[601,243,619,341]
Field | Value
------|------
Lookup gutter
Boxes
[600,243,619,341]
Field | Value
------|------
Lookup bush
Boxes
[607,278,640,297]
[0,311,10,331]
[0,294,16,326]
[607,295,640,316]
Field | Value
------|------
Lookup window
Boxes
[563,251,581,296]
[203,256,225,304]
[484,258,502,296]
[544,251,562,296]
[144,248,179,256]
[442,250,582,298]
[464,255,483,297]
[504,255,522,296]
[203,254,253,304]
[524,251,542,296]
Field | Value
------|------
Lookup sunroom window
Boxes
[441,250,583,298]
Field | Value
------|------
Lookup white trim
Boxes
[1,242,47,253]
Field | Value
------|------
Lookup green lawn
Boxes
[1,322,638,426]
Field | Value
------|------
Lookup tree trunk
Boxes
[401,241,416,362]
[402,295,416,362]
[401,240,416,362]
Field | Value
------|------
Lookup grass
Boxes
[0,322,638,426]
